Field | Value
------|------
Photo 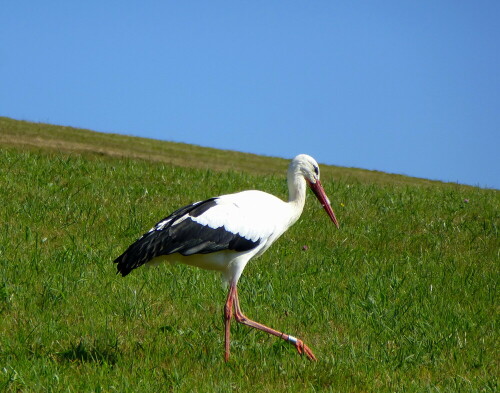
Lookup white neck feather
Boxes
[287,167,307,225]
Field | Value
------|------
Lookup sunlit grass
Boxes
[0,119,498,392]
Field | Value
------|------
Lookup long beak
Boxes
[309,180,340,229]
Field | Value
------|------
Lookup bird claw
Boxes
[293,339,317,361]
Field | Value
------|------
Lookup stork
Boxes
[114,154,339,361]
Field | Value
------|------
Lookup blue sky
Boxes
[2,1,499,189]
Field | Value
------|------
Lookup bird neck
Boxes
[287,172,307,222]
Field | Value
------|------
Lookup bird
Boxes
[114,154,339,361]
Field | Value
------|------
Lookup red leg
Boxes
[224,284,237,362]
[231,287,317,361]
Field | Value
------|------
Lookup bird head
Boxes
[291,154,340,229]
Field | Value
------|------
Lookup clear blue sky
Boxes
[2,1,499,189]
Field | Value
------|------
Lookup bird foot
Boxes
[291,337,317,361]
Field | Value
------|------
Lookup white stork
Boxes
[114,154,339,361]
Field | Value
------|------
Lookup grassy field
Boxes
[0,117,498,392]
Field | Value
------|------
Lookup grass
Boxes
[0,117,498,392]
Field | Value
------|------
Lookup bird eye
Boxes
[313,166,319,176]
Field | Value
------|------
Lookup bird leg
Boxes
[224,284,237,362]
[226,285,317,361]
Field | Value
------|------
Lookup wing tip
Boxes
[114,253,134,277]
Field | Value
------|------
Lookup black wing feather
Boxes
[114,198,259,276]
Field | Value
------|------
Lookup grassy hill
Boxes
[0,117,498,392]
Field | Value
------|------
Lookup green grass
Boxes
[0,117,498,392]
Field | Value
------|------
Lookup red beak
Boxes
[309,180,340,229]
